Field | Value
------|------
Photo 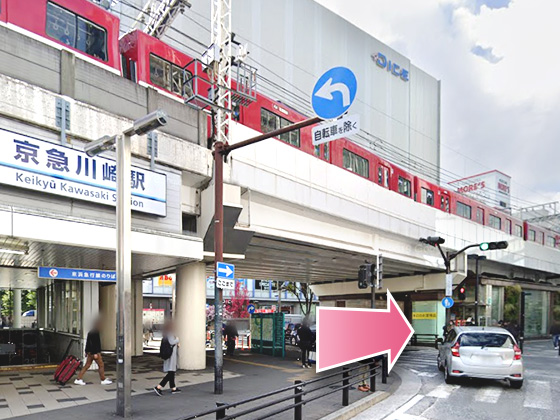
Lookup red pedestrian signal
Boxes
[458,286,466,300]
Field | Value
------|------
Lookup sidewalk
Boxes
[2,349,397,420]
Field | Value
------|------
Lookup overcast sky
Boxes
[315,0,559,209]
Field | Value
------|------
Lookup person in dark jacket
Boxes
[297,318,313,369]
[224,321,239,356]
[549,322,560,350]
[75,317,112,385]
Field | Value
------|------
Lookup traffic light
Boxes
[420,236,445,246]
[458,286,466,300]
[479,241,508,251]
[358,264,373,289]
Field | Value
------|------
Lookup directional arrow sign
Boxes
[216,262,234,279]
[312,67,357,120]
[316,290,414,373]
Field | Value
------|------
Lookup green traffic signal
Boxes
[479,242,489,251]
[479,241,508,251]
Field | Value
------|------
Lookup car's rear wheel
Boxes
[444,365,455,384]
[510,379,523,389]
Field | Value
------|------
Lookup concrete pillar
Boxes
[82,282,100,349]
[13,289,22,328]
[99,284,117,350]
[175,262,206,370]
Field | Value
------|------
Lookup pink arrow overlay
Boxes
[316,290,414,373]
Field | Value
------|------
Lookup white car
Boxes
[437,326,523,388]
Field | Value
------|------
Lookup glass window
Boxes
[149,54,192,96]
[505,219,512,234]
[323,143,330,160]
[45,280,82,335]
[343,149,369,178]
[398,176,411,197]
[547,236,556,247]
[538,232,544,244]
[515,225,523,237]
[46,2,107,61]
[421,188,434,206]
[476,207,484,224]
[440,196,450,212]
[489,214,502,230]
[458,333,514,348]
[314,144,320,157]
[377,167,383,184]
[528,230,536,241]
[260,108,300,147]
[456,202,472,219]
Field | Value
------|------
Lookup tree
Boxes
[226,281,250,319]
[284,282,315,317]
[1,290,14,317]
[504,285,522,323]
[23,290,36,313]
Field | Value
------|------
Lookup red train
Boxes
[2,0,559,250]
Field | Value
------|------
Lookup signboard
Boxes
[312,67,357,120]
[372,52,409,82]
[216,278,234,290]
[247,304,256,314]
[38,266,116,282]
[312,114,360,145]
[445,273,453,297]
[412,312,437,320]
[0,128,167,216]
[442,297,454,309]
[449,170,511,209]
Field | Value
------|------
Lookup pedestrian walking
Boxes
[74,317,112,386]
[153,320,180,396]
[224,321,238,356]
[297,318,313,368]
[549,322,560,350]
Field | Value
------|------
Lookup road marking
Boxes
[474,387,503,403]
[427,383,459,399]
[524,380,552,410]
[383,394,425,420]
[417,372,438,377]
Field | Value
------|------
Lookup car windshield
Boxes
[459,333,513,348]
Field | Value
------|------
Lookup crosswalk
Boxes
[395,350,439,373]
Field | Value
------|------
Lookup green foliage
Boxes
[0,289,37,316]
[1,290,14,316]
[504,285,521,323]
[23,290,37,313]
[284,282,315,316]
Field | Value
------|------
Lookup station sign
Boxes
[0,128,167,216]
[312,114,360,145]
[38,266,116,282]
[312,67,357,120]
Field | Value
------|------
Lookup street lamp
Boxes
[85,109,168,418]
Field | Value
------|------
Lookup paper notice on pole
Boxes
[445,273,453,296]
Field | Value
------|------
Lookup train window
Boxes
[440,196,450,212]
[421,188,434,206]
[489,215,502,230]
[398,177,411,197]
[515,224,523,238]
[456,201,472,219]
[149,54,193,96]
[260,108,300,147]
[547,236,556,247]
[314,144,320,157]
[46,2,107,61]
[528,230,536,241]
[343,149,369,178]
[505,219,512,234]
[324,143,330,160]
[476,207,484,224]
[539,231,544,244]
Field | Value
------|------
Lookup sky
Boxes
[315,0,560,209]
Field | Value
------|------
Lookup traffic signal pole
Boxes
[212,116,321,394]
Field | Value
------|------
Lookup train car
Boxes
[3,0,120,72]
[0,0,6,22]
[120,29,203,100]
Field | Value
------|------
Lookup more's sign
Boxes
[449,170,511,209]
[0,128,167,216]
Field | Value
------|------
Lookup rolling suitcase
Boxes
[53,340,82,385]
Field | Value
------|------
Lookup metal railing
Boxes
[410,334,440,349]
[180,356,389,420]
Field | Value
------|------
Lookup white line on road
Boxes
[474,387,503,403]
[427,383,460,399]
[524,380,552,410]
[417,372,438,377]
[383,394,425,420]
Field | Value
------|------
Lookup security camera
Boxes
[84,135,117,157]
[132,110,168,136]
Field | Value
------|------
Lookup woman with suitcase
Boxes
[74,317,113,386]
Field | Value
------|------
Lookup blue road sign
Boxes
[312,67,357,120]
[38,266,116,282]
[217,262,235,279]
[442,297,454,309]
[247,304,256,314]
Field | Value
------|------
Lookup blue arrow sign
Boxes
[247,304,256,314]
[312,67,357,120]
[442,297,454,309]
[217,262,235,280]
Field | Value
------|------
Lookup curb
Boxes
[321,391,390,420]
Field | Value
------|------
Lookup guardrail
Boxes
[180,356,389,420]
[410,334,440,349]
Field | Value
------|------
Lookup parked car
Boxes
[437,326,523,388]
